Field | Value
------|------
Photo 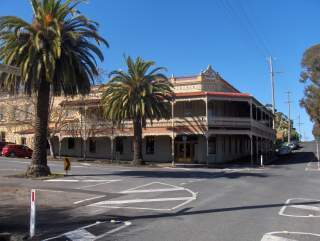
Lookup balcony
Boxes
[208,116,251,128]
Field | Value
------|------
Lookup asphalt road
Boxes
[1,142,320,241]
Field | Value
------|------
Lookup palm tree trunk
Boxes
[132,118,144,165]
[26,80,51,177]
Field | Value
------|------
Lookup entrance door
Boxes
[175,142,195,163]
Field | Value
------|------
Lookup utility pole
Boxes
[285,91,292,143]
[268,56,276,129]
[297,114,304,141]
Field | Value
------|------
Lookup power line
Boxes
[219,0,271,58]
[297,114,304,140]
[217,0,267,58]
[285,91,292,143]
[236,0,271,56]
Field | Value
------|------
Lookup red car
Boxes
[0,142,13,153]
[2,144,33,158]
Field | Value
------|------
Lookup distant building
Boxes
[0,65,275,164]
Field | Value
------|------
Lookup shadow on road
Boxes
[272,151,316,166]
[67,171,271,179]
[117,200,320,222]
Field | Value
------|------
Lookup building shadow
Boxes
[114,200,320,222]
[271,151,316,166]
[68,170,271,179]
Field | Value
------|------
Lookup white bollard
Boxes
[30,189,36,238]
[260,155,264,167]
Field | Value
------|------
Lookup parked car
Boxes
[275,145,292,156]
[0,141,14,154]
[2,144,33,158]
[287,142,298,150]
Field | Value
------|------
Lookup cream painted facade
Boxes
[0,65,275,164]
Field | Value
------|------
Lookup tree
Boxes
[0,0,108,176]
[274,111,300,142]
[101,56,173,165]
[300,44,320,139]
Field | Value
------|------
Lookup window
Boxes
[89,139,96,153]
[1,132,5,142]
[208,136,216,155]
[146,136,155,155]
[21,137,26,145]
[115,138,123,154]
[68,138,75,149]
[235,137,238,153]
[222,136,225,154]
[185,102,192,116]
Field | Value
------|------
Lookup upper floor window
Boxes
[184,102,192,116]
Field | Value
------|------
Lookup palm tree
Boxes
[101,56,173,165]
[0,0,108,176]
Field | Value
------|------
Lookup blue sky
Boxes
[1,0,319,140]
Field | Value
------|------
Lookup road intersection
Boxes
[1,142,320,241]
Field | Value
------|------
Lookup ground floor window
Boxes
[89,139,96,153]
[146,136,155,154]
[115,138,123,154]
[21,137,26,145]
[208,136,216,154]
[1,132,5,142]
[68,138,75,149]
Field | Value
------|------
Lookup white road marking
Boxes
[89,181,197,211]
[0,168,18,171]
[120,187,185,194]
[73,195,106,205]
[90,196,193,205]
[42,220,131,241]
[305,161,320,171]
[290,204,320,212]
[279,198,320,218]
[65,229,96,241]
[2,160,30,164]
[261,231,320,241]
[261,234,297,241]
[45,179,121,183]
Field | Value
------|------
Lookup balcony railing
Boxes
[208,116,251,128]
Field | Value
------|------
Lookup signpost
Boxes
[316,137,320,169]
[30,189,36,238]
[64,157,71,175]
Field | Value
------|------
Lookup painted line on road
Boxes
[66,228,96,240]
[290,204,320,212]
[279,198,320,218]
[45,179,121,183]
[261,231,320,241]
[90,196,193,205]
[73,195,106,205]
[120,187,185,194]
[305,161,320,171]
[88,181,197,212]
[42,220,132,241]
[0,168,18,171]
